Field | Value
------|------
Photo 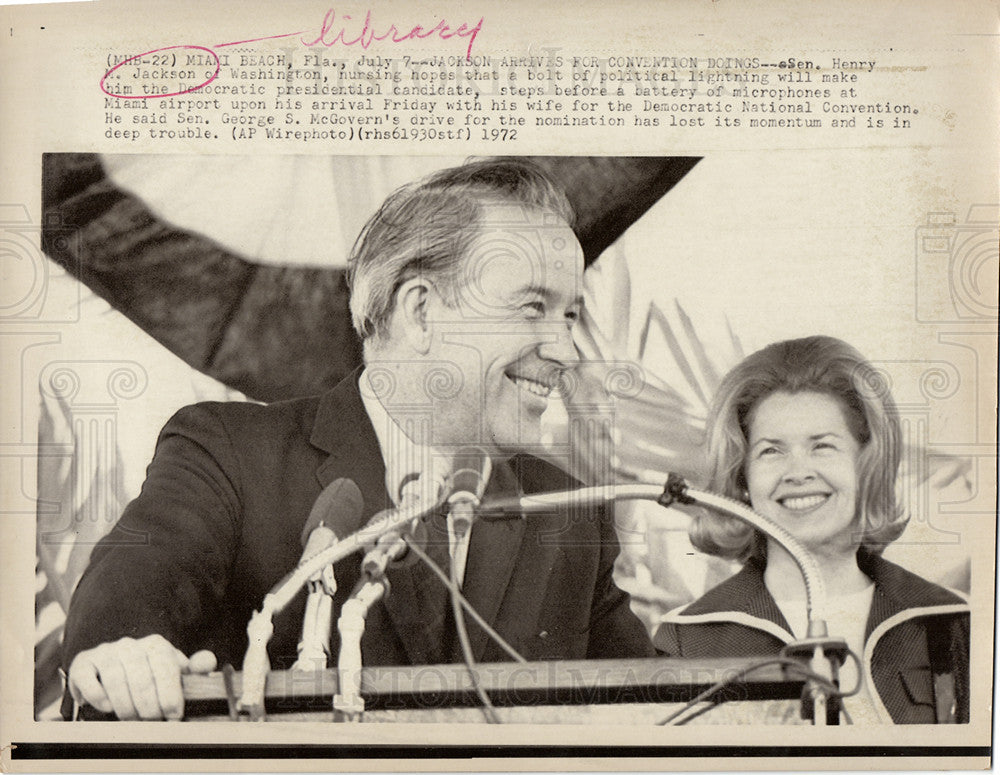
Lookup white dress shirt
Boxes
[358,368,471,585]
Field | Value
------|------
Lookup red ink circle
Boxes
[100,45,221,99]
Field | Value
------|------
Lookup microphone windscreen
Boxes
[448,447,492,501]
[300,478,365,547]
[386,453,451,507]
[398,467,449,508]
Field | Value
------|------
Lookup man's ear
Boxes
[394,277,433,354]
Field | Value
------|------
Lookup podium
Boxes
[173,657,808,724]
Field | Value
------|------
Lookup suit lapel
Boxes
[381,466,529,665]
[863,575,906,642]
[311,369,390,531]
[459,460,528,661]
[311,368,460,664]
[384,510,454,664]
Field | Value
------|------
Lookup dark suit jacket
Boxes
[62,370,653,699]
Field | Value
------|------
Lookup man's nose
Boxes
[537,326,581,368]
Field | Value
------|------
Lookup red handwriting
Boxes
[100,9,484,98]
[101,45,221,99]
[302,9,483,61]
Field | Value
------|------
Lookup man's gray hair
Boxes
[347,158,575,346]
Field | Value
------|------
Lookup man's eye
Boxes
[522,301,545,317]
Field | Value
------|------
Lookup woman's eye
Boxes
[758,446,780,457]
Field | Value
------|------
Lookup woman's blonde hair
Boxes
[690,335,907,561]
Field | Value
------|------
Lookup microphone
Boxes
[397,468,449,510]
[361,466,448,576]
[299,477,365,573]
[292,478,364,671]
[446,447,492,503]
[476,483,657,517]
[473,476,831,634]
[445,447,492,539]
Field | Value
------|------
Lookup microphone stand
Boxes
[235,470,843,723]
[443,456,500,722]
[332,581,385,721]
[478,473,847,725]
[331,530,409,721]
[290,564,337,673]
[658,475,846,726]
[331,455,487,723]
[235,497,442,720]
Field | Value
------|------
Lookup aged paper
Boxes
[1,0,997,770]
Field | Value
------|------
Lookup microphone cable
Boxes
[403,534,531,723]
[402,535,528,664]
[448,553,501,724]
[655,650,862,726]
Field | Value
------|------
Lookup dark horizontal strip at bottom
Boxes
[11,744,991,760]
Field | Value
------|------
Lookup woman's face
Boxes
[744,390,862,557]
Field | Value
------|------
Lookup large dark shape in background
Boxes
[41,153,699,401]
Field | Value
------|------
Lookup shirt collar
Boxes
[359,367,451,504]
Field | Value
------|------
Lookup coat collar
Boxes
[310,367,391,528]
[856,549,967,640]
[668,549,967,643]
[677,555,792,636]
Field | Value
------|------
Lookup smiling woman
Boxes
[653,336,970,725]
[746,390,864,562]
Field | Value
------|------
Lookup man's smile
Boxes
[507,372,555,399]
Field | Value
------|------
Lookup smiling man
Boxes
[61,158,654,721]
[353,186,584,455]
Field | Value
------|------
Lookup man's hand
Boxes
[67,634,216,720]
